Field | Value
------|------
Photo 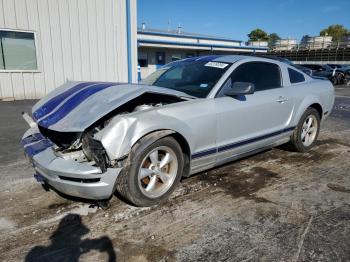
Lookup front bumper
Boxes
[22,127,122,200]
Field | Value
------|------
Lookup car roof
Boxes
[181,54,281,64]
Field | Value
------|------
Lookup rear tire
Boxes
[115,136,184,207]
[288,108,320,152]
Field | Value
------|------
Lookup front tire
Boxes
[289,107,320,152]
[116,136,184,207]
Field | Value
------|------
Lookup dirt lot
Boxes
[0,86,349,262]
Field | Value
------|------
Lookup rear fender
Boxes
[292,95,322,126]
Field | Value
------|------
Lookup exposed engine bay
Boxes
[38,93,186,172]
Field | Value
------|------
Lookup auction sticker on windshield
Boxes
[205,62,229,69]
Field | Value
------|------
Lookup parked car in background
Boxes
[22,55,335,207]
[300,64,345,85]
[327,64,350,70]
[292,64,313,76]
[327,64,350,85]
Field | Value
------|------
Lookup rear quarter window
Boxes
[288,68,305,84]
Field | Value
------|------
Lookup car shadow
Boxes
[25,214,116,262]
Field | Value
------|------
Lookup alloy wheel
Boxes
[301,115,318,147]
[138,146,178,198]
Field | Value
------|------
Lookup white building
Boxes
[340,34,350,47]
[272,39,297,51]
[138,26,267,79]
[300,35,333,49]
[0,0,138,100]
[246,41,268,48]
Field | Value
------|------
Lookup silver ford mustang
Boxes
[22,55,334,206]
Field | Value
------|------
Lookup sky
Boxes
[137,0,350,41]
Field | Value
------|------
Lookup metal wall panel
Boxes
[0,0,137,100]
[129,0,138,83]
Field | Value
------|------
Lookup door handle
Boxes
[276,96,288,103]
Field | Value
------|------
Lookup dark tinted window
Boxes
[301,64,312,69]
[306,64,324,71]
[230,62,281,91]
[288,68,305,83]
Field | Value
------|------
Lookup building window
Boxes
[138,58,148,67]
[0,30,38,70]
[138,52,148,67]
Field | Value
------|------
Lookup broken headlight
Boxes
[82,133,108,172]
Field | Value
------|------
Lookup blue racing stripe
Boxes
[33,82,100,120]
[38,82,117,128]
[191,126,296,159]
[21,133,45,146]
[218,127,295,153]
[24,139,53,157]
[192,148,217,159]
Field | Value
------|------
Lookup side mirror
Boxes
[224,82,255,96]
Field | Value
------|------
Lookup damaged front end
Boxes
[21,114,122,200]
[22,84,188,200]
[81,132,109,172]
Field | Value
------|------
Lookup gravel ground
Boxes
[0,86,349,262]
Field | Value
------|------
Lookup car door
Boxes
[214,61,295,163]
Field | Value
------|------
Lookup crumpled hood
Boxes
[32,81,191,132]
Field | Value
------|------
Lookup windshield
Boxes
[141,60,232,98]
[335,65,350,70]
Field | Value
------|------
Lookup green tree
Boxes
[268,33,281,48]
[320,24,349,43]
[247,28,269,41]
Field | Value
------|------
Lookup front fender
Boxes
[94,110,194,160]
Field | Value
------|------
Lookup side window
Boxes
[230,62,282,92]
[314,65,323,71]
[304,65,315,70]
[288,68,305,83]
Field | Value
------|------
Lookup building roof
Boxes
[171,54,284,64]
[138,39,268,51]
[137,27,243,43]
